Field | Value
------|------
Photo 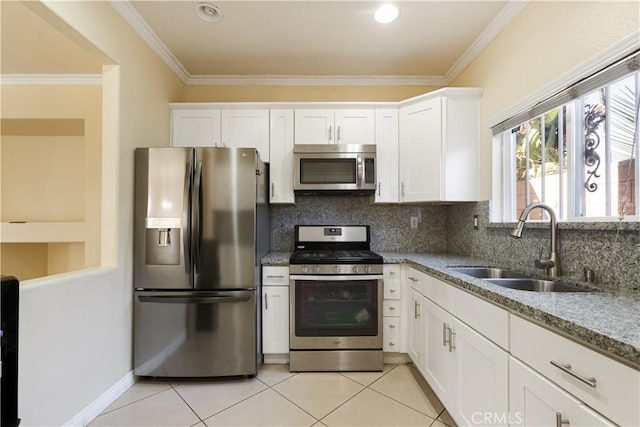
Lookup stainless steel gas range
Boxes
[289,225,384,372]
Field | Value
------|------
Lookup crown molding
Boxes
[489,29,640,128]
[0,74,102,86]
[110,0,523,88]
[186,74,446,87]
[109,0,189,84]
[445,0,529,84]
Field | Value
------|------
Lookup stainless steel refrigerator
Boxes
[133,147,269,377]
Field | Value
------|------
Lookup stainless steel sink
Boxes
[484,278,591,292]
[448,267,531,279]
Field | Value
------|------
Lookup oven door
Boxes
[289,274,383,350]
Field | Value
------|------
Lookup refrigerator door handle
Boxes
[183,161,193,274]
[192,160,203,274]
[138,294,251,304]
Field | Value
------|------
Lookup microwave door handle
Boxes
[357,154,363,187]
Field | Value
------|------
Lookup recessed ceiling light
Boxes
[375,4,399,24]
[195,2,223,23]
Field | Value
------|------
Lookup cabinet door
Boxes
[171,109,221,147]
[399,98,442,202]
[221,109,270,162]
[334,109,375,145]
[451,318,508,427]
[373,109,399,203]
[408,287,424,370]
[294,109,334,144]
[510,358,616,427]
[422,298,454,409]
[269,109,295,204]
[262,286,290,354]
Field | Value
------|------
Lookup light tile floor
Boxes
[89,363,457,427]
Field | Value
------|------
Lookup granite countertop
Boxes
[261,251,640,369]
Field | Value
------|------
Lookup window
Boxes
[494,54,640,222]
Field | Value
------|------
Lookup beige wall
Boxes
[449,0,640,199]
[1,87,102,268]
[10,1,185,425]
[185,85,438,102]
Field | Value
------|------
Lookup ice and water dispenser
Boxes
[145,218,182,265]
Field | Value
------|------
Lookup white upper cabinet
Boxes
[399,88,482,203]
[171,107,269,162]
[294,109,375,145]
[171,109,221,148]
[373,109,399,203]
[221,109,270,162]
[269,109,295,204]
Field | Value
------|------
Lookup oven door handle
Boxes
[290,275,383,281]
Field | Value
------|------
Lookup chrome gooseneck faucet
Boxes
[511,202,562,278]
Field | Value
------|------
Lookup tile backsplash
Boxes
[270,197,639,291]
[447,201,640,291]
[270,196,448,253]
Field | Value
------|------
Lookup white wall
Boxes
[9,1,184,425]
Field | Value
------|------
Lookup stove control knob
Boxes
[313,266,321,273]
[302,266,309,274]
[352,266,359,273]
[334,266,340,273]
[364,265,371,273]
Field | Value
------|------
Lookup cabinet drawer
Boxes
[383,316,400,332]
[450,285,508,350]
[383,279,401,300]
[262,266,289,286]
[511,315,640,427]
[384,333,400,352]
[384,264,400,280]
[383,300,400,317]
[405,268,424,294]
[422,275,452,311]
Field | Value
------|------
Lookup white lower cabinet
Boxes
[423,297,509,426]
[408,286,425,370]
[262,267,290,355]
[509,357,615,427]
[383,264,401,352]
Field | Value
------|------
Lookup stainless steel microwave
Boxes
[293,144,376,195]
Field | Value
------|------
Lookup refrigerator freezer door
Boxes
[135,148,193,289]
[195,148,258,290]
[134,290,258,377]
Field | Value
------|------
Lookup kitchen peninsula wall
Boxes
[271,196,449,253]
[447,201,640,291]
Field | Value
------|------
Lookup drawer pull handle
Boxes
[388,342,395,346]
[449,329,456,352]
[389,271,396,275]
[550,361,597,388]
[266,275,285,279]
[443,323,450,347]
[414,301,420,319]
[408,276,418,282]
[389,324,396,329]
[388,306,396,310]
[389,289,397,293]
[555,412,569,427]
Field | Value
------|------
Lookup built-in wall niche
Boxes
[0,243,85,281]
[0,118,87,279]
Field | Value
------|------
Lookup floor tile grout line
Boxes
[366,383,439,422]
[94,381,173,417]
[317,383,375,424]
[170,383,206,424]
[177,381,272,424]
[267,381,322,424]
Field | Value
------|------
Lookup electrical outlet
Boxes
[473,215,479,230]
[410,216,419,229]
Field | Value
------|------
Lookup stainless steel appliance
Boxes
[289,225,383,372]
[133,147,269,378]
[293,144,376,195]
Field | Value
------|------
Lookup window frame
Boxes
[492,56,640,224]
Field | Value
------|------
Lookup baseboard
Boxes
[63,371,136,427]
[384,352,410,364]
[264,354,290,364]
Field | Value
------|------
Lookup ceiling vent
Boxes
[195,2,223,23]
